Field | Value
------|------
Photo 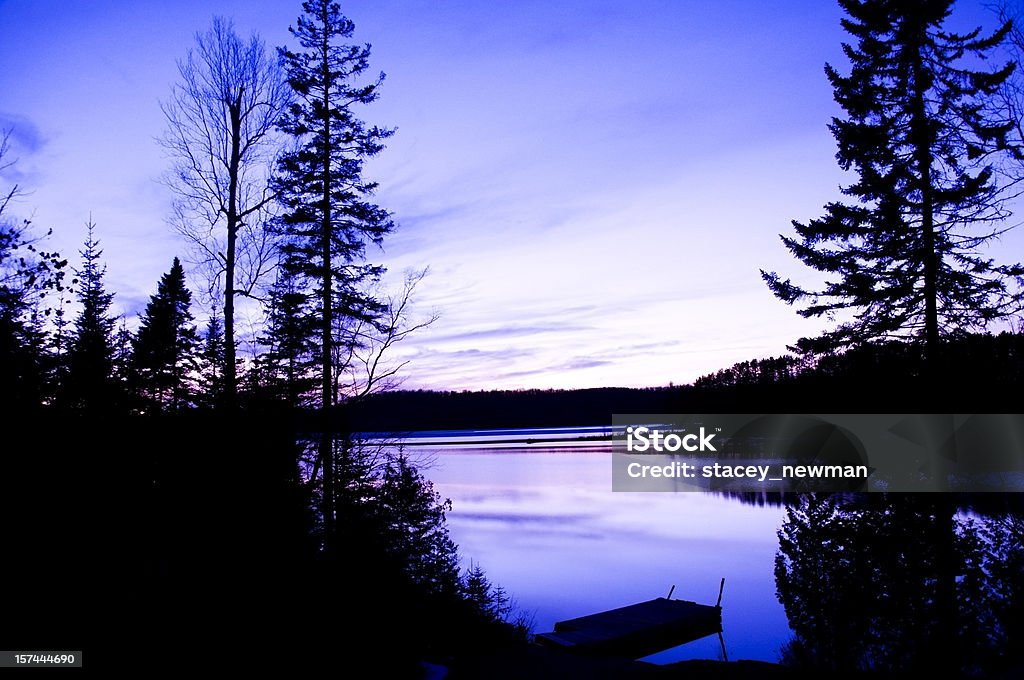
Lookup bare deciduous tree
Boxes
[160,17,290,406]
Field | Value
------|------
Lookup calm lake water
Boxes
[401,426,792,664]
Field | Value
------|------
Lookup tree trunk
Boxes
[910,27,940,385]
[224,92,243,409]
[319,11,335,550]
[912,32,955,671]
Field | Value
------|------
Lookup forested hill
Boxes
[348,332,1024,432]
[349,386,675,431]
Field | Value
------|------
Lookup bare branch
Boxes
[334,268,439,403]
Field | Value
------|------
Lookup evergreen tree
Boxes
[197,310,227,408]
[376,452,462,597]
[65,220,117,409]
[0,228,52,408]
[257,266,318,407]
[1,293,54,409]
[274,0,396,546]
[462,562,513,623]
[49,287,72,398]
[0,132,66,408]
[111,317,133,389]
[132,257,199,411]
[274,0,396,411]
[762,0,1024,371]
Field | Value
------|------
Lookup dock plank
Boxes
[535,597,722,659]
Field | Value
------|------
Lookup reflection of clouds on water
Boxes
[451,511,598,526]
[422,444,791,663]
[450,520,608,543]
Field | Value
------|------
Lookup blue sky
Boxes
[1,0,1019,390]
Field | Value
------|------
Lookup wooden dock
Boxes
[535,594,723,659]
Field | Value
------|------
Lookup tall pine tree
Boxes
[274,0,396,547]
[274,0,395,411]
[762,0,1024,372]
[132,257,199,411]
[65,220,118,409]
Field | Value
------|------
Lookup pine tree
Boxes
[762,0,1024,371]
[65,220,117,409]
[0,228,58,409]
[49,287,72,397]
[376,452,462,597]
[462,562,513,623]
[111,317,133,388]
[5,298,53,408]
[258,266,318,407]
[274,0,396,412]
[131,257,199,411]
[0,132,68,408]
[197,310,227,408]
[274,0,396,547]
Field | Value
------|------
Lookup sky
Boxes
[1,0,1021,391]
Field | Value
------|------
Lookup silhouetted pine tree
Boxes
[111,317,133,389]
[131,257,199,411]
[376,452,462,597]
[257,266,318,407]
[48,287,72,398]
[64,221,118,409]
[0,260,42,407]
[762,0,1024,373]
[197,311,226,408]
[274,0,394,409]
[462,562,513,623]
[274,0,396,545]
[7,301,53,407]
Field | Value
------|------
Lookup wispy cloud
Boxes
[426,323,595,345]
[0,111,47,187]
[0,111,45,154]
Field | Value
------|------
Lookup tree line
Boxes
[345,330,1024,432]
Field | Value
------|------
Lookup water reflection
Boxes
[775,494,1024,675]
[410,431,1024,672]
[419,444,790,663]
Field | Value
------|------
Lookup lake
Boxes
[398,426,792,664]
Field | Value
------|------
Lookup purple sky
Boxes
[1,0,1020,390]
